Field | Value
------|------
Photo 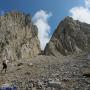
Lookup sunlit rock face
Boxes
[44,16,90,56]
[0,12,41,60]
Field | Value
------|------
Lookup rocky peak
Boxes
[44,16,90,56]
[1,12,32,27]
[0,11,41,61]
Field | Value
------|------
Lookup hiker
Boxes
[1,59,9,73]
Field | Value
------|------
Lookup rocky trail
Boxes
[0,53,90,90]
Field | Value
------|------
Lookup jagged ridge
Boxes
[44,16,90,56]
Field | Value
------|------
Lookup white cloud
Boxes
[33,10,52,50]
[85,0,90,8]
[69,0,90,24]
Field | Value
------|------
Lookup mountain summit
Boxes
[0,12,40,60]
[44,16,90,56]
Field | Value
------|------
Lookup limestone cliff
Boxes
[0,12,40,60]
[44,16,90,56]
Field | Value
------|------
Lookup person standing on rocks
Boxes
[1,59,9,73]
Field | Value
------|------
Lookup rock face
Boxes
[0,15,90,90]
[0,12,40,61]
[44,16,90,56]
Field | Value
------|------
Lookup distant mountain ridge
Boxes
[44,16,90,56]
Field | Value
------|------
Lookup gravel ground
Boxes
[0,53,90,90]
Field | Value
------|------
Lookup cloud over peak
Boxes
[85,0,90,8]
[69,0,90,24]
[33,10,52,50]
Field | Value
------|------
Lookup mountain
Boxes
[0,12,40,60]
[0,14,90,90]
[44,16,90,56]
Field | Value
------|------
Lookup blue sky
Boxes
[0,0,84,31]
[0,0,88,49]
